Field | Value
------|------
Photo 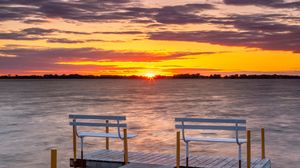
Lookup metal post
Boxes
[176,131,180,168]
[51,148,57,168]
[106,120,109,150]
[123,128,128,165]
[261,128,265,159]
[238,144,242,168]
[247,130,251,168]
[80,137,84,168]
[186,142,189,168]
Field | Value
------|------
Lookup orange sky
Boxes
[0,0,300,76]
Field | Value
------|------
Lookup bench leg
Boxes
[186,142,189,168]
[80,137,84,168]
[238,144,241,168]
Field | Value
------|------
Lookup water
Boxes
[0,79,299,168]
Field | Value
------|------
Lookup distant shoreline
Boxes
[1,74,300,79]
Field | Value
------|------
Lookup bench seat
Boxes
[78,132,137,139]
[184,136,246,143]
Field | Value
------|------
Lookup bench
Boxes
[69,114,137,165]
[175,118,246,168]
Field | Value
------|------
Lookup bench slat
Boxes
[78,132,136,138]
[175,118,246,124]
[185,137,247,143]
[70,122,127,128]
[175,124,246,131]
[69,114,126,120]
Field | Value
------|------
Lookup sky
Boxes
[0,0,300,76]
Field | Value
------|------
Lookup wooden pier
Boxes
[71,149,271,168]
[66,115,271,168]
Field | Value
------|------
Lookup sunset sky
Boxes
[0,0,300,76]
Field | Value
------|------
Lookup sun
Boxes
[143,72,156,79]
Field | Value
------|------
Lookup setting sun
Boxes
[143,72,156,79]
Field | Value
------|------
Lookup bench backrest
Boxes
[69,114,127,128]
[175,118,246,131]
[175,117,246,144]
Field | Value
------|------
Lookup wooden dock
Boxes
[75,150,271,168]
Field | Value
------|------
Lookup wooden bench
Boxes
[69,114,137,166]
[175,118,246,168]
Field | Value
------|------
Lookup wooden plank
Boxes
[213,157,235,168]
[189,155,212,167]
[119,163,174,168]
[83,150,271,168]
[207,156,228,168]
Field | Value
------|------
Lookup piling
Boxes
[123,128,128,165]
[106,120,109,150]
[261,128,265,159]
[247,130,251,168]
[51,148,57,168]
[176,131,180,168]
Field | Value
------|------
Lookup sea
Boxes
[0,79,299,168]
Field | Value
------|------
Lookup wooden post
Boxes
[247,130,251,168]
[176,131,180,168]
[106,120,109,150]
[123,128,128,165]
[261,128,265,159]
[51,148,57,168]
[73,123,77,162]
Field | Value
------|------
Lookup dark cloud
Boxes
[46,38,85,43]
[149,13,300,53]
[0,28,92,41]
[150,28,300,53]
[96,31,144,35]
[167,68,220,74]
[0,47,214,74]
[223,0,300,8]
[154,4,215,24]
[0,0,216,24]
[0,0,137,22]
[23,19,49,24]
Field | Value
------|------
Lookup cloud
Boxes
[149,13,300,53]
[23,19,49,24]
[46,38,85,43]
[223,0,300,9]
[0,28,94,42]
[154,3,215,24]
[96,31,144,35]
[0,47,216,74]
[150,29,300,52]
[0,0,137,22]
[167,68,220,74]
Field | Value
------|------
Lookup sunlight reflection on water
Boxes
[0,79,299,168]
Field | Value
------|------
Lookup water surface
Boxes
[0,79,299,168]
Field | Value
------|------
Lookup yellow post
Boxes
[73,125,77,162]
[261,128,265,159]
[106,120,109,150]
[123,128,128,165]
[176,131,180,168]
[51,148,57,168]
[247,130,251,168]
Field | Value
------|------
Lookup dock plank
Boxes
[82,150,271,168]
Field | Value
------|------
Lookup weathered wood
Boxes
[119,163,174,168]
[78,150,271,168]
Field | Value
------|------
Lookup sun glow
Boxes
[143,72,156,79]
